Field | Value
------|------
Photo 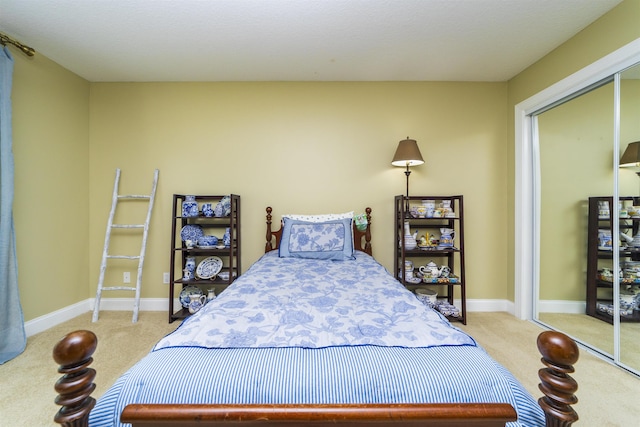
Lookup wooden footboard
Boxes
[120,403,517,426]
[53,329,579,427]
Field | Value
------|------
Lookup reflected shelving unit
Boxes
[586,196,640,324]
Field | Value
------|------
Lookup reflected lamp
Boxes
[620,141,640,249]
[620,141,640,168]
[620,141,640,191]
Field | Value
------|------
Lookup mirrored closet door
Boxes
[535,79,615,359]
[531,58,640,375]
[533,61,640,376]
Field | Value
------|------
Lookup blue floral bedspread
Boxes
[89,251,545,427]
[155,251,475,350]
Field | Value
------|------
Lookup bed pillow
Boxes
[282,211,353,222]
[279,217,355,260]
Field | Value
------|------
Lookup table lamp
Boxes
[392,137,424,215]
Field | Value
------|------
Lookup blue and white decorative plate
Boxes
[179,285,203,308]
[196,256,223,279]
[180,224,204,242]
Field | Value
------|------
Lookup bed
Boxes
[53,207,580,427]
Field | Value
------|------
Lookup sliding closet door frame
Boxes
[613,72,622,364]
[514,37,640,322]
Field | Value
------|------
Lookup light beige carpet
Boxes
[0,311,178,427]
[459,313,640,427]
[538,312,640,370]
[0,311,638,426]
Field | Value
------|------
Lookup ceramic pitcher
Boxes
[439,228,455,248]
[403,221,417,250]
[188,294,206,314]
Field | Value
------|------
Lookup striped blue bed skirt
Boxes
[89,344,544,427]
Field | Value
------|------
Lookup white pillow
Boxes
[282,211,353,222]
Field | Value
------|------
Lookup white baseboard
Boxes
[25,297,518,337]
[87,297,172,312]
[24,300,90,337]
[24,298,179,337]
[465,299,515,314]
[538,300,585,314]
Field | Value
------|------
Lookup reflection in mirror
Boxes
[619,63,640,374]
[535,80,615,357]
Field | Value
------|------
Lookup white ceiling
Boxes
[0,0,623,82]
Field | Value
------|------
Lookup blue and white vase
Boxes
[185,256,196,273]
[202,203,214,217]
[223,227,231,248]
[214,195,232,217]
[182,195,199,217]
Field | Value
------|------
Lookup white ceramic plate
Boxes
[196,256,223,279]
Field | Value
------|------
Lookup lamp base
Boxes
[405,168,411,216]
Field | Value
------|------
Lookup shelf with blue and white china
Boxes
[586,196,640,324]
[169,194,241,323]
[394,195,466,325]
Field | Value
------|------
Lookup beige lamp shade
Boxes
[391,138,424,167]
[620,141,640,167]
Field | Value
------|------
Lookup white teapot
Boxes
[420,261,443,278]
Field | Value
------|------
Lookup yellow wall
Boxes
[506,0,640,301]
[9,0,640,322]
[536,79,640,302]
[11,51,90,320]
[88,82,508,301]
[537,83,615,301]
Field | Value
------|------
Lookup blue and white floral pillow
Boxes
[279,217,355,260]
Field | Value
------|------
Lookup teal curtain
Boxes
[0,46,26,364]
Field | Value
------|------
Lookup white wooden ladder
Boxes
[92,168,159,323]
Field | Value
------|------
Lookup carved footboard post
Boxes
[537,331,579,427]
[53,330,98,427]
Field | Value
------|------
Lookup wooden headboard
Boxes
[265,207,372,256]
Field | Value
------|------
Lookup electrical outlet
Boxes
[123,272,131,283]
[163,272,170,284]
